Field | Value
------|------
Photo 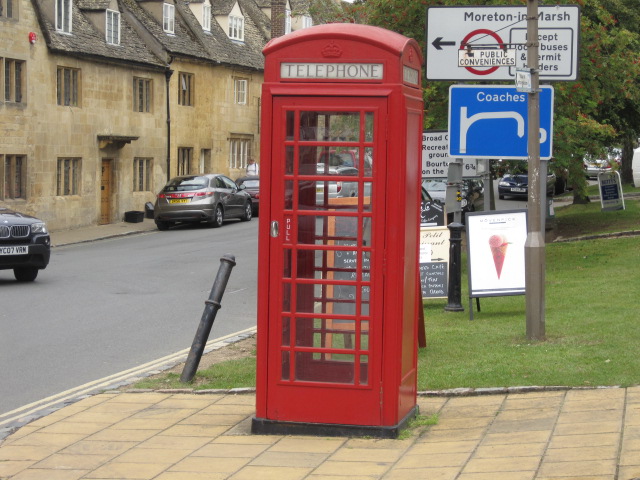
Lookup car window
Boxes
[243,180,259,188]
[424,180,447,191]
[215,177,227,189]
[166,176,208,192]
[221,176,237,189]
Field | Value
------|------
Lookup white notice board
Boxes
[466,210,527,297]
[419,226,450,299]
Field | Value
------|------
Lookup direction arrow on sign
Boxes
[432,37,456,50]
[448,85,554,159]
[426,5,580,81]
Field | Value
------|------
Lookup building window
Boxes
[2,155,26,200]
[56,0,72,33]
[133,77,152,112]
[106,10,120,45]
[285,8,291,34]
[302,15,312,29]
[202,2,211,31]
[163,3,174,33]
[57,66,80,106]
[234,78,247,105]
[228,15,243,41]
[228,137,251,170]
[1,0,17,19]
[4,59,25,103]
[178,72,193,106]
[57,158,81,196]
[133,158,152,192]
[177,148,192,175]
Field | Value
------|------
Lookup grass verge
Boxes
[132,199,640,391]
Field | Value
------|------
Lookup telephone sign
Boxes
[448,85,554,159]
[426,5,580,81]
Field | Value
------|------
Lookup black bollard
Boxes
[180,254,237,383]
[444,222,464,312]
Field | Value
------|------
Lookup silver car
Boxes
[154,174,252,230]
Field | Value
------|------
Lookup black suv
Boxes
[0,207,51,281]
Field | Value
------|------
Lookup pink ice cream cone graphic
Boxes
[488,234,509,279]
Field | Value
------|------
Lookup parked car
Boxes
[498,171,556,199]
[154,174,252,230]
[0,207,51,282]
[315,163,360,202]
[422,178,485,214]
[235,176,260,216]
[583,148,621,179]
[318,149,373,176]
[583,157,612,179]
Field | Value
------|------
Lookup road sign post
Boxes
[525,0,545,341]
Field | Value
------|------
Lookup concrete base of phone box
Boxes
[251,406,418,439]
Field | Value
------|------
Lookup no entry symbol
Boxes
[460,29,506,76]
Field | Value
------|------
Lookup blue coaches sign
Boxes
[448,85,554,159]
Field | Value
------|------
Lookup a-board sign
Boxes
[422,130,478,178]
[598,171,625,211]
[426,5,581,81]
[324,197,372,350]
[420,227,450,299]
[421,198,445,227]
[466,210,527,298]
[329,213,370,316]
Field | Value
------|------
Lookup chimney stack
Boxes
[271,0,286,39]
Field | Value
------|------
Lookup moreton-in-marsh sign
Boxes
[426,5,580,81]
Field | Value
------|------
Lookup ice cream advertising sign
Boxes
[466,210,527,297]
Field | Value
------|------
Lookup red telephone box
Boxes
[252,24,424,438]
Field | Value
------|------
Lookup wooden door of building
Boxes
[100,159,113,224]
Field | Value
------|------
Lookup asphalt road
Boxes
[0,219,258,417]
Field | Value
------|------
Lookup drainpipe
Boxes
[165,68,174,182]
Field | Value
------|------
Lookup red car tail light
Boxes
[193,191,214,198]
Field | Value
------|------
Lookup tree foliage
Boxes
[310,0,640,194]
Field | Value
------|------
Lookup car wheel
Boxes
[212,205,224,228]
[156,220,171,231]
[14,267,39,282]
[241,202,252,222]
[499,194,505,200]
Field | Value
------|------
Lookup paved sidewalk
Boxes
[1,388,639,479]
[50,218,158,248]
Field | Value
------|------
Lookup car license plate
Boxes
[0,246,29,255]
[169,199,190,204]
[512,188,526,193]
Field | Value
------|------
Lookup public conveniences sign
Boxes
[426,5,580,81]
[448,85,554,159]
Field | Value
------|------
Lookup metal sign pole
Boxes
[525,0,546,340]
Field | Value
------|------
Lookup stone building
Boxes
[1,0,311,229]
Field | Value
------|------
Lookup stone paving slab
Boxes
[1,387,639,479]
